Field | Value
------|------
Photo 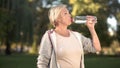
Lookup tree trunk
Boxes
[5,40,11,55]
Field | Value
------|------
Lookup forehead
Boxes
[60,8,69,13]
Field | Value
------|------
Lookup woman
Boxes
[37,4,101,68]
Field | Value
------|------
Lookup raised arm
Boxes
[86,16,101,52]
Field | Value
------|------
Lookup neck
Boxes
[55,25,67,31]
[55,25,70,37]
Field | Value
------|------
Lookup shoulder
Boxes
[43,29,54,36]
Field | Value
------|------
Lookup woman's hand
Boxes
[86,16,97,30]
[86,16,101,52]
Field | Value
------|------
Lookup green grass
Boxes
[0,54,37,68]
[85,54,120,68]
[0,54,120,68]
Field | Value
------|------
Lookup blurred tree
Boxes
[69,0,119,46]
[108,0,120,43]
[0,0,120,55]
[0,0,35,54]
[0,0,16,55]
[14,0,34,52]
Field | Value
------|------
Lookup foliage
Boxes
[0,0,120,55]
[69,0,120,46]
[0,9,16,44]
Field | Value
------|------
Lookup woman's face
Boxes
[57,8,72,26]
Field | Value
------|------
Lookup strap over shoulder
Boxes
[47,29,58,68]
[47,29,54,48]
[48,29,54,34]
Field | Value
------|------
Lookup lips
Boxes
[71,17,74,23]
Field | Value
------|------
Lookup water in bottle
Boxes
[73,16,97,24]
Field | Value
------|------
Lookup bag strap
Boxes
[47,30,54,67]
[48,30,59,68]
[48,30,54,48]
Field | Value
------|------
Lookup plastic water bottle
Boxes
[73,16,97,24]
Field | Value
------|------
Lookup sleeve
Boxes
[37,31,52,68]
[81,34,96,53]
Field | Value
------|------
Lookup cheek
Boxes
[64,16,70,21]
[62,17,67,22]
[65,17,71,23]
[61,16,71,25]
[68,17,72,23]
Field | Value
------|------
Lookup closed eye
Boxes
[64,12,67,14]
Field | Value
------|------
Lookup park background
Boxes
[0,0,120,68]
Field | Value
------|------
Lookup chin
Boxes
[68,22,72,25]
